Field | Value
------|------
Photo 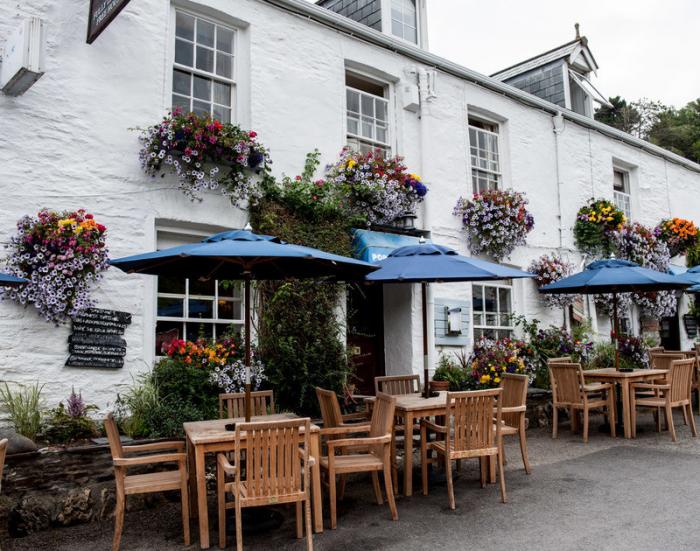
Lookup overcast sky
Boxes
[425,0,699,108]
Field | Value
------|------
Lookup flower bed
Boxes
[573,198,625,255]
[139,109,270,203]
[528,254,577,309]
[654,217,698,257]
[468,337,536,388]
[453,189,534,260]
[1,209,108,324]
[324,147,427,225]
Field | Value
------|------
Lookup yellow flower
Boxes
[409,173,421,181]
[347,159,357,169]
[494,377,501,384]
[480,374,491,383]
[58,218,75,228]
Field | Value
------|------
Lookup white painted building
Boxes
[1,0,699,407]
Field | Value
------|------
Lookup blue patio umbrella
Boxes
[111,227,378,420]
[366,241,534,397]
[675,265,700,286]
[540,258,690,370]
[0,273,28,287]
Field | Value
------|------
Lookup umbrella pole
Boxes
[613,292,620,371]
[422,282,430,398]
[245,278,252,421]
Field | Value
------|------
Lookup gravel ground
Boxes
[3,412,700,551]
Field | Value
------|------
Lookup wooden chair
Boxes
[631,358,697,441]
[694,343,700,414]
[547,356,572,365]
[216,418,314,550]
[319,393,397,529]
[498,373,531,474]
[219,390,274,418]
[374,374,420,395]
[104,413,189,551]
[549,363,616,443]
[0,438,7,493]
[420,389,506,509]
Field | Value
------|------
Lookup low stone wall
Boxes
[0,441,177,539]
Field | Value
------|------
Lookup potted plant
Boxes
[431,354,467,391]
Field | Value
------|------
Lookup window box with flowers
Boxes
[654,217,698,258]
[573,198,626,256]
[138,109,270,204]
[324,147,428,225]
[1,209,109,324]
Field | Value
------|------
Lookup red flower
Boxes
[248,131,257,138]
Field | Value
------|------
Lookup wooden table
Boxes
[584,368,668,439]
[184,413,323,549]
[365,392,495,497]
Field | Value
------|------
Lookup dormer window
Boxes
[391,0,417,43]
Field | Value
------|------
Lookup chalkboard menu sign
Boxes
[683,315,698,339]
[66,308,132,368]
[86,0,131,44]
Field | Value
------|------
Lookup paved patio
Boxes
[3,414,700,551]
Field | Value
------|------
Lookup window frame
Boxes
[472,282,514,340]
[468,117,502,193]
[613,168,632,220]
[171,8,238,123]
[389,0,418,44]
[344,70,393,155]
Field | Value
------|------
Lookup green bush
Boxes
[40,403,98,445]
[114,375,160,438]
[433,354,470,390]
[0,382,44,441]
[152,358,219,420]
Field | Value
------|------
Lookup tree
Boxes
[594,96,640,135]
[648,99,700,164]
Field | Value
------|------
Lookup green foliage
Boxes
[39,403,98,445]
[648,99,700,164]
[686,242,700,268]
[152,357,219,420]
[588,342,636,371]
[0,382,44,441]
[114,375,160,438]
[138,400,207,439]
[573,198,626,256]
[432,354,470,390]
[251,152,357,415]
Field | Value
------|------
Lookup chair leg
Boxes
[180,469,190,546]
[296,502,303,539]
[497,448,507,504]
[608,392,616,439]
[518,418,531,474]
[501,440,507,465]
[338,475,347,501]
[328,471,337,530]
[371,471,383,505]
[582,407,589,443]
[682,404,689,426]
[305,494,313,551]
[112,484,125,551]
[655,407,661,433]
[445,455,455,510]
[235,500,243,551]
[688,404,698,437]
[666,404,677,442]
[383,453,398,521]
[552,406,558,439]
[479,457,487,487]
[630,399,637,439]
[390,436,398,496]
[217,461,226,549]
[663,406,670,432]
[420,427,429,496]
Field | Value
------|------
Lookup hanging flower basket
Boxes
[573,198,626,256]
[453,188,534,260]
[1,209,109,324]
[654,217,698,257]
[528,254,577,309]
[138,109,270,204]
[324,147,428,225]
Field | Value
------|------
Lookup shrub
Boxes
[0,382,45,441]
[433,354,470,390]
[588,338,649,371]
[152,358,219,421]
[40,401,98,445]
[114,375,160,438]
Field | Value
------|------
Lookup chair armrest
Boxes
[298,447,316,467]
[499,406,526,414]
[341,412,369,422]
[420,419,447,434]
[217,453,237,475]
[327,434,391,451]
[320,424,371,436]
[122,440,185,454]
[632,382,670,390]
[113,452,186,467]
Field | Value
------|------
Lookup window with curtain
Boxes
[472,282,513,340]
[468,117,501,193]
[346,72,391,155]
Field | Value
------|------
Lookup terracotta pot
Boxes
[430,380,450,392]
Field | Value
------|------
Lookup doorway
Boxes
[347,283,385,395]
[660,313,681,350]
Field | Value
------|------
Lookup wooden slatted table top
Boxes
[584,368,668,379]
[364,391,448,412]
[184,413,319,445]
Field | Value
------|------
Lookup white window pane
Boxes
[196,46,214,72]
[404,25,417,43]
[175,38,193,67]
[375,100,387,122]
[484,287,497,312]
[176,12,194,41]
[193,100,210,118]
[216,52,233,78]
[376,124,387,144]
[172,94,190,113]
[213,81,230,106]
[193,75,211,100]
[213,104,231,123]
[347,116,359,135]
[361,94,374,117]
[173,69,190,95]
[361,117,374,139]
[196,19,215,47]
[216,27,234,54]
[346,89,360,113]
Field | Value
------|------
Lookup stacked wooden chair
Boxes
[219,390,274,418]
[216,417,315,550]
[104,413,190,551]
[548,362,616,442]
[498,373,531,474]
[420,389,507,508]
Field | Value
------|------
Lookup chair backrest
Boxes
[548,363,584,405]
[368,393,396,457]
[500,373,528,427]
[648,346,664,357]
[374,374,420,396]
[547,356,572,365]
[315,387,344,429]
[234,417,310,499]
[219,390,274,419]
[446,388,502,454]
[668,359,696,403]
[0,438,8,490]
[104,413,124,460]
[651,352,685,372]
